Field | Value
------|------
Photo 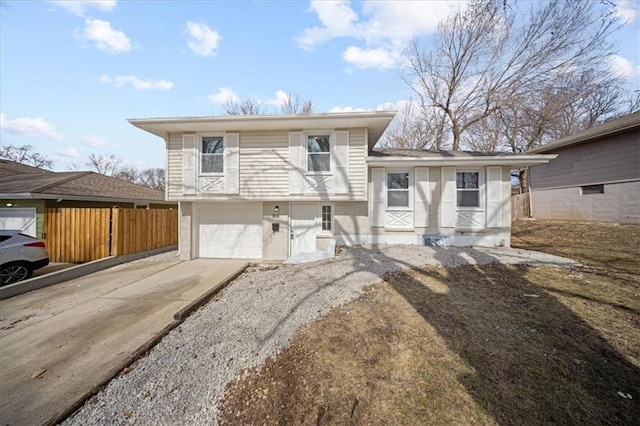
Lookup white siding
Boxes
[440,167,456,227]
[240,131,290,197]
[486,166,502,228]
[348,128,366,197]
[182,134,197,196]
[414,167,429,228]
[167,133,183,200]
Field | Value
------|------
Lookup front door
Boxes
[290,203,317,256]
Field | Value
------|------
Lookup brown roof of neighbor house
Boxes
[527,112,640,154]
[0,159,54,178]
[0,160,169,203]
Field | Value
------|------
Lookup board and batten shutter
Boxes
[224,133,240,194]
[332,130,349,194]
[182,134,197,195]
[486,166,503,228]
[414,167,430,228]
[371,168,385,227]
[440,167,456,228]
[289,132,304,195]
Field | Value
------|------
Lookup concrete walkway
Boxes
[0,257,248,426]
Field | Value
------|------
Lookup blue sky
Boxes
[1,0,639,171]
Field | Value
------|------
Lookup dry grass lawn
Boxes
[220,220,640,425]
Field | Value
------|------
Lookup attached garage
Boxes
[0,208,37,237]
[196,202,262,259]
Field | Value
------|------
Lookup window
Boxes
[201,136,224,174]
[307,134,330,172]
[387,172,410,208]
[457,172,480,208]
[581,184,604,195]
[321,205,332,232]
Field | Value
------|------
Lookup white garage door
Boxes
[197,202,262,259]
[0,208,37,237]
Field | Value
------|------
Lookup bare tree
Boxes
[222,96,264,115]
[138,167,165,191]
[0,144,54,169]
[404,0,620,151]
[381,101,444,149]
[112,165,139,183]
[280,93,314,114]
[86,153,122,176]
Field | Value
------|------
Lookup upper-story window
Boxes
[201,136,224,174]
[456,171,480,208]
[387,172,410,208]
[307,134,330,173]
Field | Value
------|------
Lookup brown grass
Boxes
[220,220,640,425]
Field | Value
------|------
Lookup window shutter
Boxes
[414,167,429,228]
[441,167,456,227]
[224,133,240,194]
[371,168,385,227]
[486,166,503,228]
[289,132,304,195]
[182,134,197,195]
[332,131,349,194]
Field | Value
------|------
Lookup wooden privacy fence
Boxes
[45,208,178,263]
[511,193,530,220]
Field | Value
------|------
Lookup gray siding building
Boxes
[528,112,640,224]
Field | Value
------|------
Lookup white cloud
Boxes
[186,21,221,57]
[77,18,131,53]
[343,46,397,69]
[265,90,290,106]
[100,75,174,90]
[0,113,63,140]
[609,54,640,79]
[51,0,117,16]
[329,106,367,113]
[298,0,466,69]
[614,0,638,24]
[59,146,80,158]
[82,134,113,148]
[208,87,239,104]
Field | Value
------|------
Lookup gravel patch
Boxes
[64,245,577,425]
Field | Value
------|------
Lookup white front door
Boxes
[290,203,317,256]
[0,208,37,237]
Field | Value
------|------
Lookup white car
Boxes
[0,230,50,285]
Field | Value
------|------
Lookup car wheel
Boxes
[0,263,33,286]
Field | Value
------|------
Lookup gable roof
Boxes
[528,112,640,154]
[0,160,170,204]
[129,111,396,150]
[368,148,556,167]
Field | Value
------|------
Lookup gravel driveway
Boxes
[64,245,578,425]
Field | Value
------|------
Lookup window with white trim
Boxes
[456,171,480,208]
[387,172,410,208]
[321,205,332,232]
[201,136,224,174]
[307,134,330,173]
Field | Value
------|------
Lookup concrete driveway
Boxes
[0,256,248,426]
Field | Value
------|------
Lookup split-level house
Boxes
[129,112,556,261]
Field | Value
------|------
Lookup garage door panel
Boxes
[197,203,262,259]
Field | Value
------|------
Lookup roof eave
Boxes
[0,193,175,204]
[366,154,557,168]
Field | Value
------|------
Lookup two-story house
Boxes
[129,111,555,261]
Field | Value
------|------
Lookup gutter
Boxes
[366,154,557,167]
[0,193,175,205]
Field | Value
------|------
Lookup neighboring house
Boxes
[0,160,176,238]
[527,112,640,224]
[129,112,555,261]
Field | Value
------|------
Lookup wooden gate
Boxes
[44,208,177,263]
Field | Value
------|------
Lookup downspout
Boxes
[527,166,533,218]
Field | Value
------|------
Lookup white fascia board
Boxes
[366,154,557,168]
